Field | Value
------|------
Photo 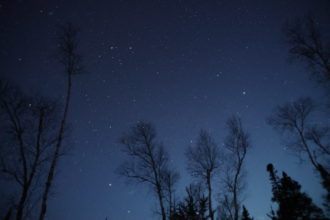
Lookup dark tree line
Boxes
[1,10,329,220]
[170,183,208,220]
[117,116,252,220]
[116,15,330,220]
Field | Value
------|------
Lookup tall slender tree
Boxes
[221,116,250,220]
[39,22,83,220]
[117,122,172,220]
[186,130,222,220]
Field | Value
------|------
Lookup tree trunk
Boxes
[157,185,167,220]
[233,184,238,220]
[4,207,12,220]
[39,74,72,220]
[169,186,173,219]
[16,109,44,220]
[16,185,28,220]
[233,157,244,220]
[207,173,214,220]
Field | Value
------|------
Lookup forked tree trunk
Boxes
[16,110,44,220]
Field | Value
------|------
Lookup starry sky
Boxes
[1,0,330,220]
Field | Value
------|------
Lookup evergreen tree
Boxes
[317,163,330,216]
[170,184,208,220]
[241,206,253,220]
[266,163,326,220]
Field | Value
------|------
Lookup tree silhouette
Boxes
[39,22,83,220]
[117,122,174,220]
[241,206,253,220]
[186,130,222,220]
[0,80,62,220]
[170,183,208,220]
[283,15,330,215]
[284,16,330,92]
[268,97,330,213]
[266,163,326,220]
[317,163,330,216]
[221,116,250,220]
[268,97,330,172]
[162,168,180,219]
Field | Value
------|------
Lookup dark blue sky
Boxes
[1,0,329,219]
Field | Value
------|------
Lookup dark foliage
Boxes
[266,163,326,220]
[241,206,254,220]
[317,163,330,215]
[170,184,208,220]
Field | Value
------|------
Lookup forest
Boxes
[0,1,329,220]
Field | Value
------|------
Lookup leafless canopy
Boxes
[118,122,168,185]
[0,80,61,220]
[225,116,249,161]
[117,122,172,220]
[186,130,221,179]
[285,16,330,86]
[186,130,222,220]
[56,23,83,76]
[268,97,330,170]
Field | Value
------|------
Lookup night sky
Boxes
[1,0,330,220]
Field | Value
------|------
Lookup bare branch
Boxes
[117,122,170,220]
[285,16,330,87]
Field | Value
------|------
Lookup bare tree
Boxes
[285,16,330,89]
[162,168,180,219]
[39,22,83,220]
[268,97,330,171]
[220,116,250,220]
[117,122,171,220]
[0,80,60,220]
[186,130,222,220]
